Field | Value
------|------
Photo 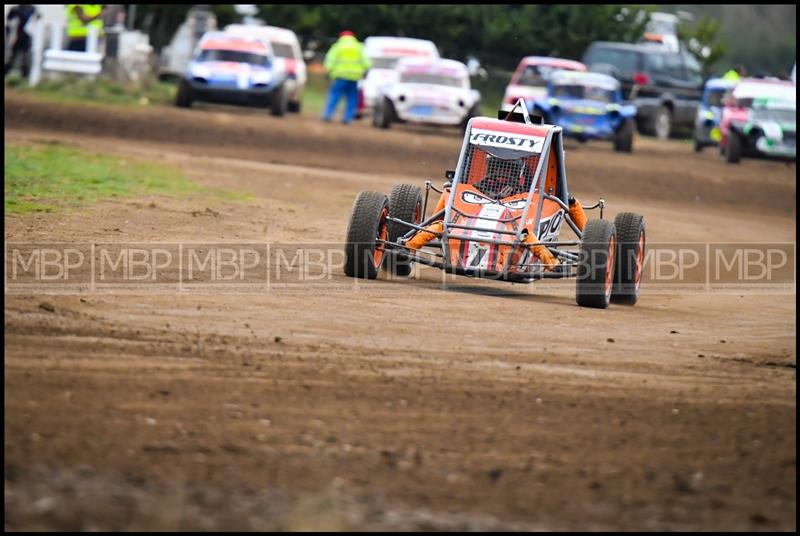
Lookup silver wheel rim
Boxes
[655,112,670,139]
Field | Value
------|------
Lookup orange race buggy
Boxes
[343,99,646,308]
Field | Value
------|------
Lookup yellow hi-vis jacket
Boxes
[324,35,371,81]
[66,4,104,39]
[722,69,741,83]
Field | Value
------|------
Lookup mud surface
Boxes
[4,92,796,530]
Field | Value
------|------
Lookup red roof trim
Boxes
[470,118,552,137]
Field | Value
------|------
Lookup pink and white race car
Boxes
[359,36,440,117]
[501,56,587,112]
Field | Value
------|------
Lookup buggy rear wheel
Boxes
[613,118,634,152]
[611,212,646,305]
[576,219,617,309]
[344,191,390,279]
[385,184,423,277]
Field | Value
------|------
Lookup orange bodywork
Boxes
[403,118,590,273]
[407,184,562,271]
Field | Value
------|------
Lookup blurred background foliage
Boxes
[128,4,795,78]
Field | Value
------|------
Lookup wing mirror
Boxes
[445,170,455,180]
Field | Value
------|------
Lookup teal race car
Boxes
[719,78,796,163]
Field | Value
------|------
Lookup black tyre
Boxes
[270,84,289,117]
[576,219,617,309]
[344,191,390,279]
[725,131,742,163]
[611,212,646,305]
[385,184,423,277]
[288,100,302,113]
[693,136,704,152]
[460,104,480,133]
[373,97,395,129]
[613,118,634,152]
[175,80,193,108]
[649,105,672,140]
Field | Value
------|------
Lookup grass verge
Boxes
[4,141,251,215]
[6,69,502,118]
[6,74,177,108]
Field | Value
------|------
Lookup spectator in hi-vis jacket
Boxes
[322,30,371,124]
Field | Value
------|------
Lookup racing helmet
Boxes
[480,154,525,199]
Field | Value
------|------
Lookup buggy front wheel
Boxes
[576,219,617,309]
[385,184,423,277]
[344,191,390,279]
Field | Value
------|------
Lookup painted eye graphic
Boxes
[461,191,494,204]
[503,199,526,210]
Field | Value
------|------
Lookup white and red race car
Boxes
[224,24,307,113]
[372,57,481,130]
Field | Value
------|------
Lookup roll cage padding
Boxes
[568,197,587,231]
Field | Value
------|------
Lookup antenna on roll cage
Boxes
[497,97,544,125]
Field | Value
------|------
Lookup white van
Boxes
[225,24,307,113]
[360,36,440,114]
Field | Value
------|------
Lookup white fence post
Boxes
[28,18,46,86]
[86,25,99,54]
[50,21,63,51]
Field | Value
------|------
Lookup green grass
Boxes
[5,141,250,215]
[302,72,329,115]
[8,68,503,117]
[6,74,177,108]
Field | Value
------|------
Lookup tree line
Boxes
[131,4,795,77]
[134,4,649,71]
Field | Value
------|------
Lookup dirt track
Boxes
[4,92,797,531]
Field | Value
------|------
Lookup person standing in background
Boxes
[65,4,104,52]
[4,4,38,77]
[722,65,746,83]
[322,30,371,125]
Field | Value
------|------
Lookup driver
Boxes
[474,154,526,199]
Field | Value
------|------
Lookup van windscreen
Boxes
[584,47,640,76]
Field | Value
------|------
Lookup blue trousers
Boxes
[323,78,359,124]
